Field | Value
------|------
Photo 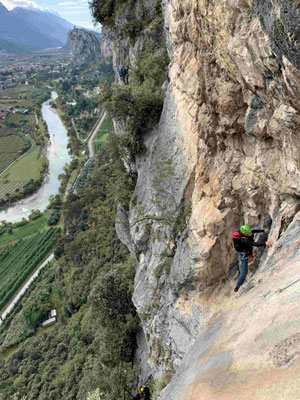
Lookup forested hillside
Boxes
[0,138,139,400]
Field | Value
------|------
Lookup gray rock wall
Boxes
[68,28,102,65]
[100,0,300,387]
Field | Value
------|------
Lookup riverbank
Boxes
[0,92,72,223]
[0,144,49,211]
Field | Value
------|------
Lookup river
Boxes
[0,92,71,223]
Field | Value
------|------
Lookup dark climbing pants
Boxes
[236,252,249,288]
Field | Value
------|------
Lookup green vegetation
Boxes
[89,0,162,38]
[0,140,48,206]
[0,39,37,55]
[0,135,27,174]
[0,138,139,399]
[148,369,176,400]
[0,4,171,398]
[55,95,82,157]
[100,43,169,155]
[0,212,51,247]
[30,88,51,106]
[0,84,51,206]
[0,228,58,312]
[93,116,113,153]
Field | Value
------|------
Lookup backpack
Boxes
[118,67,123,77]
[232,230,246,252]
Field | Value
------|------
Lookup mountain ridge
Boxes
[0,1,74,49]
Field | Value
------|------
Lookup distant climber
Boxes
[124,64,130,85]
[232,225,272,292]
[140,386,150,399]
[118,66,125,83]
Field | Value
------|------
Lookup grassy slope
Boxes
[93,116,113,153]
[0,136,25,173]
[0,85,48,198]
[0,211,51,247]
[0,39,37,54]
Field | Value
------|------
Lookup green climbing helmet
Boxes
[240,225,252,235]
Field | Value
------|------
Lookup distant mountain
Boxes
[11,7,74,45]
[0,1,8,15]
[0,38,37,54]
[0,1,76,50]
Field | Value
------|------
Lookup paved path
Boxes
[87,112,106,158]
[0,253,54,325]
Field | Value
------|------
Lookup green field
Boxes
[0,211,51,247]
[0,84,50,203]
[0,135,25,173]
[0,228,58,312]
[0,141,46,199]
[93,116,113,153]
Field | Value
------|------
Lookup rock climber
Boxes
[123,64,130,85]
[140,386,150,400]
[232,225,272,292]
[118,66,125,83]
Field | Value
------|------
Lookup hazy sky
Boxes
[1,0,100,30]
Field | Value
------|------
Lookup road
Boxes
[0,253,55,325]
[87,112,106,158]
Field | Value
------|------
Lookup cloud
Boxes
[60,9,87,15]
[1,0,44,10]
[58,0,86,5]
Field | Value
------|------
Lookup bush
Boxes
[13,220,28,228]
[29,209,42,221]
[89,0,128,27]
[47,211,60,226]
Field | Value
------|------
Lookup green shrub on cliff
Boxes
[99,44,169,155]
[90,0,153,35]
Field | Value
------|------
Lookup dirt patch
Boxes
[270,332,300,367]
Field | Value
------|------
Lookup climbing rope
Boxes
[276,278,300,294]
[271,240,300,294]
[254,239,300,262]
[273,240,300,257]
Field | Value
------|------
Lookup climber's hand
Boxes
[266,241,272,246]
[264,229,270,233]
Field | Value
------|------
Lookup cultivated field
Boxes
[0,211,51,247]
[0,143,46,200]
[0,84,49,202]
[93,116,113,153]
[0,135,26,173]
[0,228,58,312]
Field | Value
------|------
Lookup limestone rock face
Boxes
[68,28,102,65]
[101,0,300,391]
[158,213,300,400]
